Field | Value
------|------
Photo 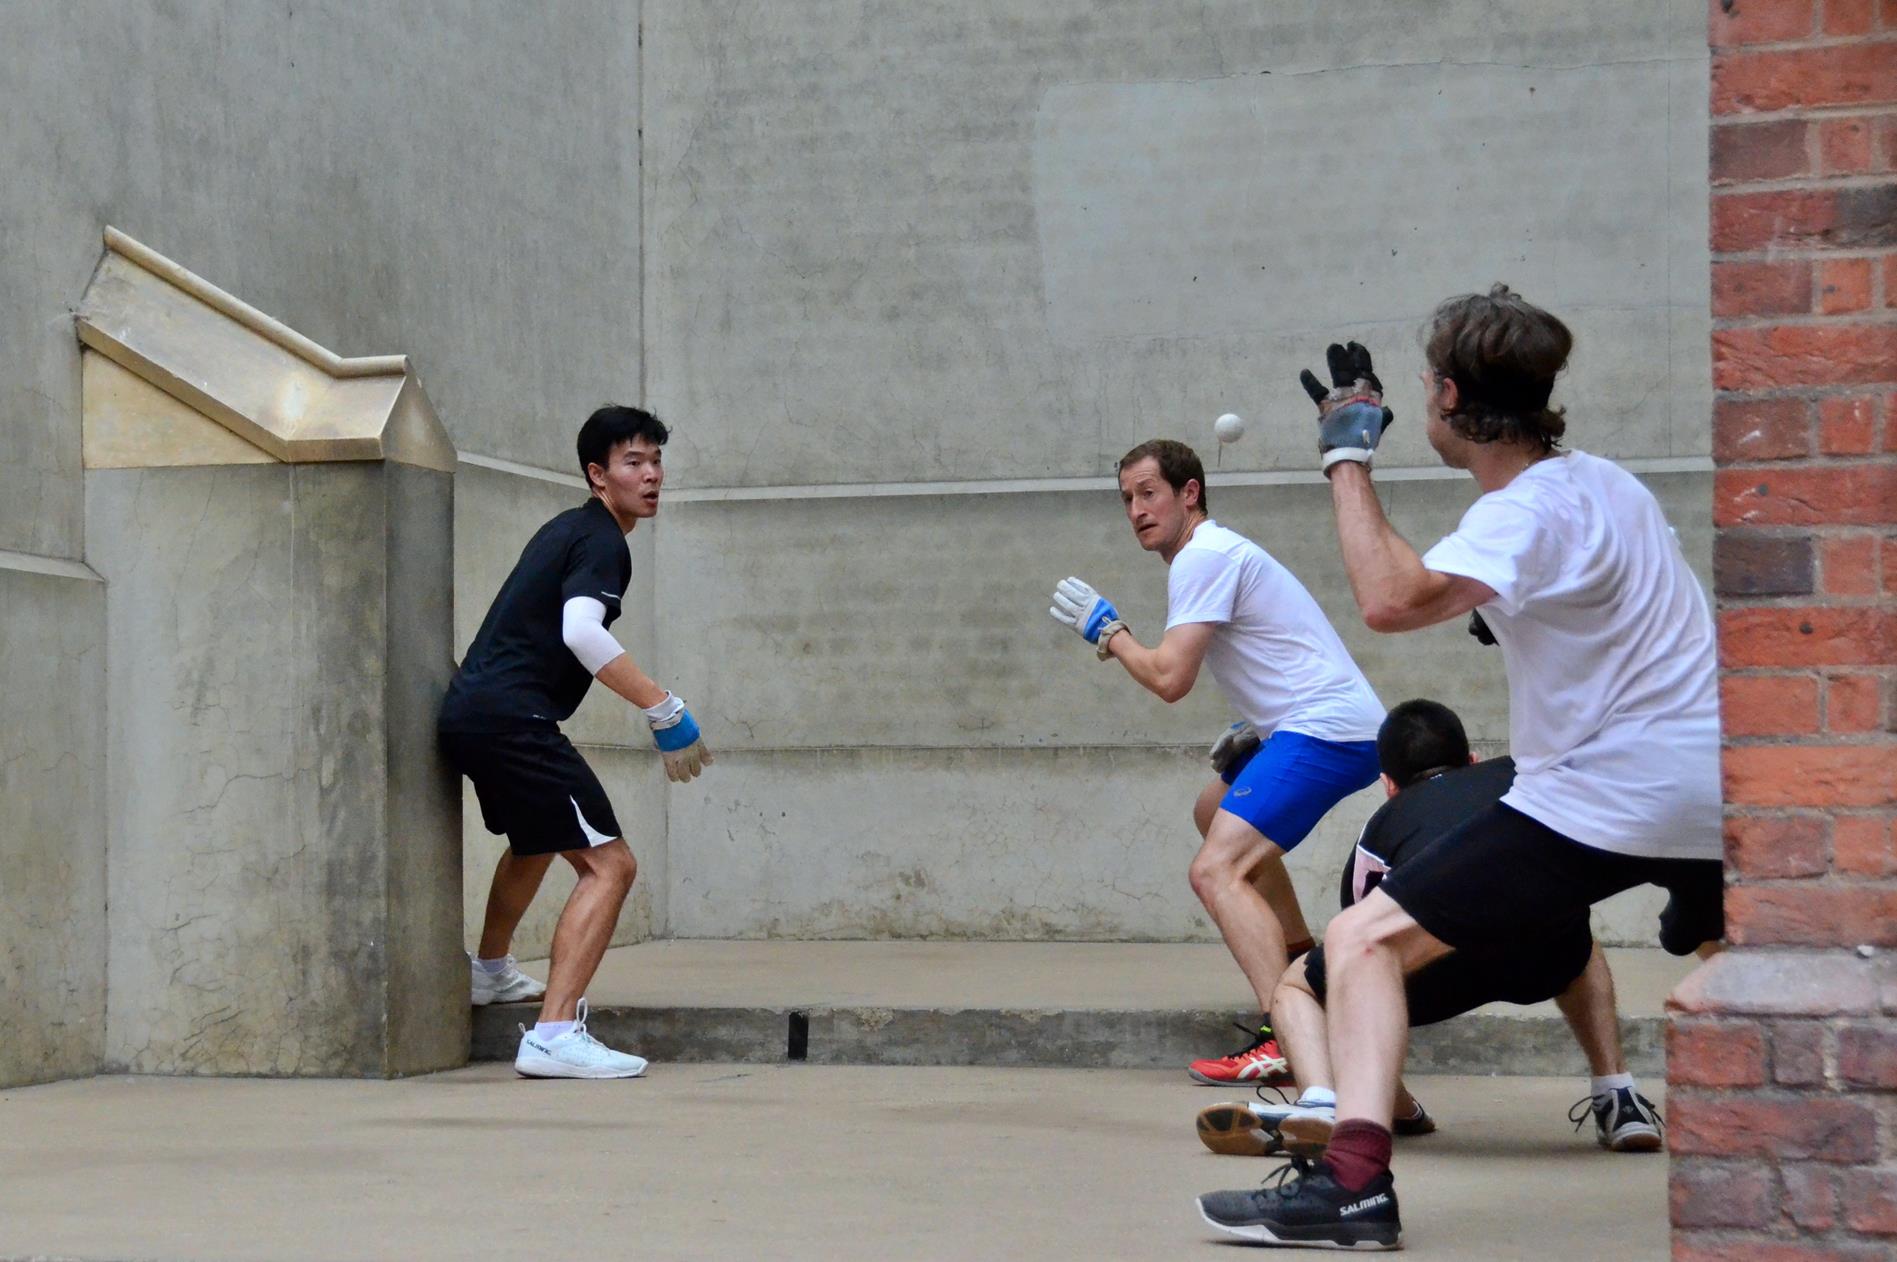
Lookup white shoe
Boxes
[470,954,547,1006]
[514,999,648,1079]
[1246,1092,1337,1130]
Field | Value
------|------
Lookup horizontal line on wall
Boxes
[572,740,1514,757]
[0,548,103,583]
[462,452,1712,504]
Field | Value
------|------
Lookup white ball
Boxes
[1215,412,1245,444]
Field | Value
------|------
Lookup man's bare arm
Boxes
[1103,621,1215,703]
[1328,464,1494,632]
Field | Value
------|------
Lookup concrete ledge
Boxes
[470,940,1684,1075]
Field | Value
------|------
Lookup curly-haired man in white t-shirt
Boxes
[1198,290,1725,1250]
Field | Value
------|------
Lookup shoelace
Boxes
[1253,1081,1293,1108]
[1256,1156,1314,1203]
[1221,1021,1272,1058]
[1568,1092,1665,1134]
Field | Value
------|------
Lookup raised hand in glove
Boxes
[1299,341,1395,472]
[643,692,714,783]
[1049,576,1129,659]
[1209,721,1261,775]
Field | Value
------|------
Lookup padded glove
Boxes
[1050,577,1128,658]
[1299,341,1395,471]
[1209,721,1261,775]
[644,692,713,783]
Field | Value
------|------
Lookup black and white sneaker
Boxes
[1197,1157,1402,1250]
[1570,1087,1663,1153]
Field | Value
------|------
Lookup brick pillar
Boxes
[1669,2,1897,1258]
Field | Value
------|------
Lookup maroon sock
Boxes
[1324,1120,1393,1192]
[1286,936,1316,959]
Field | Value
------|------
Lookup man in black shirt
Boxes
[439,405,711,1079]
[1196,700,1660,1158]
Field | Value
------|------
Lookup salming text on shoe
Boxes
[1190,1022,1292,1086]
[1571,1087,1663,1152]
[1197,1157,1402,1250]
[515,999,648,1079]
[1197,1103,1292,1157]
[471,954,548,1006]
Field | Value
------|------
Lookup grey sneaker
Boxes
[470,954,547,1006]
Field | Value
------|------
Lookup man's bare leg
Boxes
[538,840,637,1023]
[1276,956,1422,1121]
[1189,809,1299,1013]
[1194,779,1313,951]
[476,850,555,961]
[1555,941,1625,1078]
[1273,956,1333,1091]
[1320,890,1453,1187]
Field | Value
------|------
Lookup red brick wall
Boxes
[1670,2,1896,1258]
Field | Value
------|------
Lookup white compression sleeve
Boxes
[561,596,627,675]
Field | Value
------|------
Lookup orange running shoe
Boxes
[1188,1022,1292,1086]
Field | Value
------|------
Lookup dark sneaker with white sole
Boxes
[1198,1157,1402,1250]
[1570,1086,1664,1153]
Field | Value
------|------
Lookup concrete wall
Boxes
[0,561,106,1088]
[0,1,650,1082]
[643,0,1714,944]
[88,463,464,1076]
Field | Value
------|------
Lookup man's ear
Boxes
[1380,773,1399,799]
[585,462,606,494]
[1186,479,1203,511]
[1438,374,1460,414]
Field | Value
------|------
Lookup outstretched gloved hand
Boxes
[643,692,713,783]
[1299,341,1395,472]
[1049,576,1129,660]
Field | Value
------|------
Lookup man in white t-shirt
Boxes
[1198,293,1724,1251]
[1048,439,1386,1086]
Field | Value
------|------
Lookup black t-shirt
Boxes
[439,498,631,731]
[1339,757,1517,909]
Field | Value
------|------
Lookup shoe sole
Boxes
[472,987,548,1008]
[1197,1202,1401,1250]
[1278,1114,1336,1159]
[1197,1105,1287,1157]
[514,1056,647,1080]
[1605,1126,1663,1153]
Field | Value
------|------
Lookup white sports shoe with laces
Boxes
[514,999,648,1079]
[470,954,548,1006]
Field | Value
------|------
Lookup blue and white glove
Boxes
[1299,341,1395,472]
[643,692,713,783]
[1050,576,1129,660]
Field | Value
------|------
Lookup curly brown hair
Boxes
[1424,284,1573,454]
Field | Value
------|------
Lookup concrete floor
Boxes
[0,1067,1667,1261]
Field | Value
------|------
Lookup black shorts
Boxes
[439,727,623,857]
[1378,802,1724,957]
[1305,926,1593,1027]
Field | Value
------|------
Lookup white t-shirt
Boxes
[1421,451,1720,861]
[1166,521,1384,743]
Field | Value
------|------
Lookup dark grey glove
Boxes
[1299,342,1395,472]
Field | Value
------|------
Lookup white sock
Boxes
[1298,1086,1337,1108]
[475,956,511,975]
[1592,1072,1634,1098]
[534,1020,576,1040]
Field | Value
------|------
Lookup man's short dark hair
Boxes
[577,405,669,482]
[1117,438,1209,514]
[1424,283,1573,455]
[1376,699,1472,789]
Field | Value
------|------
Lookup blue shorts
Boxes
[1217,730,1380,852]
